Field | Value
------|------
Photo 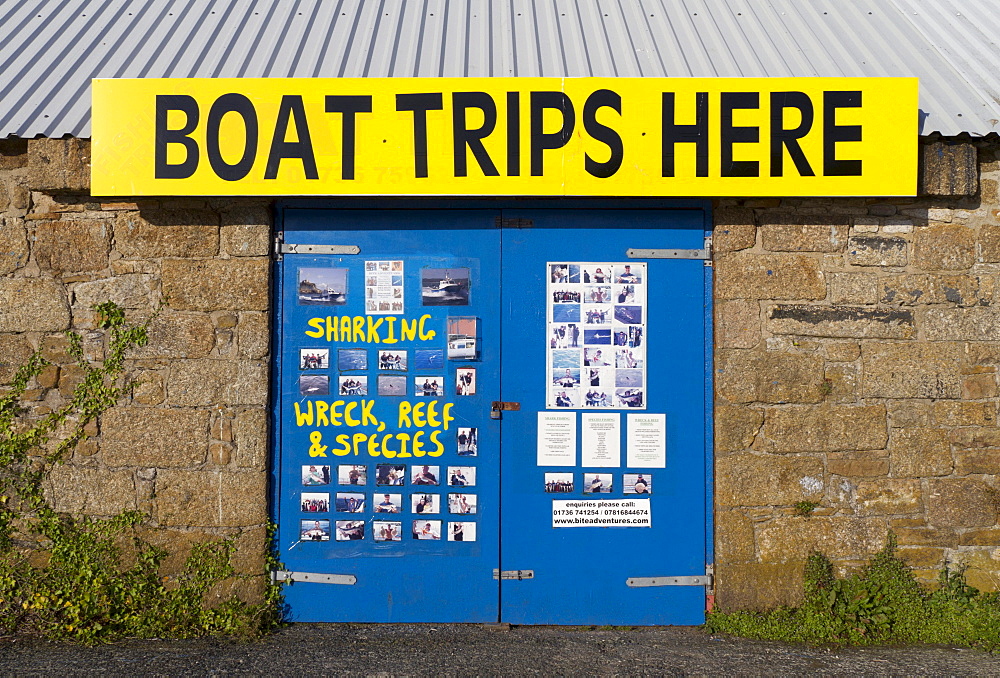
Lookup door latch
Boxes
[494,569,534,580]
[490,401,520,419]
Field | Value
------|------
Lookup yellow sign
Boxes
[91,77,917,197]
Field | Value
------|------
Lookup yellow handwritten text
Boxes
[329,429,444,458]
[397,400,454,430]
[294,399,379,427]
[295,399,450,459]
[304,314,437,343]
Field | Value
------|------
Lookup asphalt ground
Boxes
[1,623,999,676]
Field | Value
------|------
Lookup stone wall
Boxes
[714,139,1000,609]
[4,136,999,612]
[0,138,272,599]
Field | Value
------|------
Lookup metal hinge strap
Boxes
[279,244,361,255]
[626,247,709,260]
[493,569,534,580]
[627,236,712,262]
[626,575,713,587]
[271,570,357,585]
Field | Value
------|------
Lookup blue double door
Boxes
[275,206,710,625]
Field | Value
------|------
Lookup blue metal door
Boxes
[274,205,710,624]
[498,209,711,625]
[275,209,501,622]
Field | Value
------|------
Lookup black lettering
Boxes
[530,91,575,176]
[206,93,258,181]
[582,89,623,178]
[265,95,318,180]
[769,92,815,177]
[823,91,862,176]
[720,92,760,178]
[452,92,500,177]
[325,95,373,180]
[155,95,199,179]
[662,92,708,177]
[396,93,444,178]
[506,92,520,177]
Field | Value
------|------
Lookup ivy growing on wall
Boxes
[0,302,281,644]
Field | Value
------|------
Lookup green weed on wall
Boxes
[0,303,281,644]
[707,535,1000,651]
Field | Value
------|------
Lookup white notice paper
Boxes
[552,499,651,527]
[581,413,621,467]
[626,413,667,468]
[537,411,577,466]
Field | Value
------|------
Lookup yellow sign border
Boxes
[92,77,917,197]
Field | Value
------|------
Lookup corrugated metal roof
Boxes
[1,0,998,138]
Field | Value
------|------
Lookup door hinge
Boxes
[496,217,534,229]
[626,247,708,260]
[271,570,357,585]
[278,243,361,255]
[493,569,534,580]
[626,236,712,265]
[626,574,713,587]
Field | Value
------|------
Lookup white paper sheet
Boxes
[581,412,621,467]
[537,411,577,466]
[626,413,666,468]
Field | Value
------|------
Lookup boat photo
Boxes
[297,267,348,306]
[421,267,470,306]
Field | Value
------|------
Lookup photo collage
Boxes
[299,341,479,399]
[544,471,652,495]
[299,463,479,543]
[297,266,479,399]
[547,263,647,409]
[296,262,479,544]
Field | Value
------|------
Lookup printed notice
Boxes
[537,412,577,466]
[552,499,651,527]
[627,413,666,468]
[364,260,404,314]
[581,413,621,467]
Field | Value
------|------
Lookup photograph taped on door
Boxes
[298,267,348,306]
[337,464,366,486]
[300,492,330,512]
[421,266,471,306]
[447,466,476,487]
[299,348,329,370]
[338,348,367,371]
[544,472,575,493]
[447,316,479,360]
[448,522,476,542]
[547,262,647,409]
[373,521,403,542]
